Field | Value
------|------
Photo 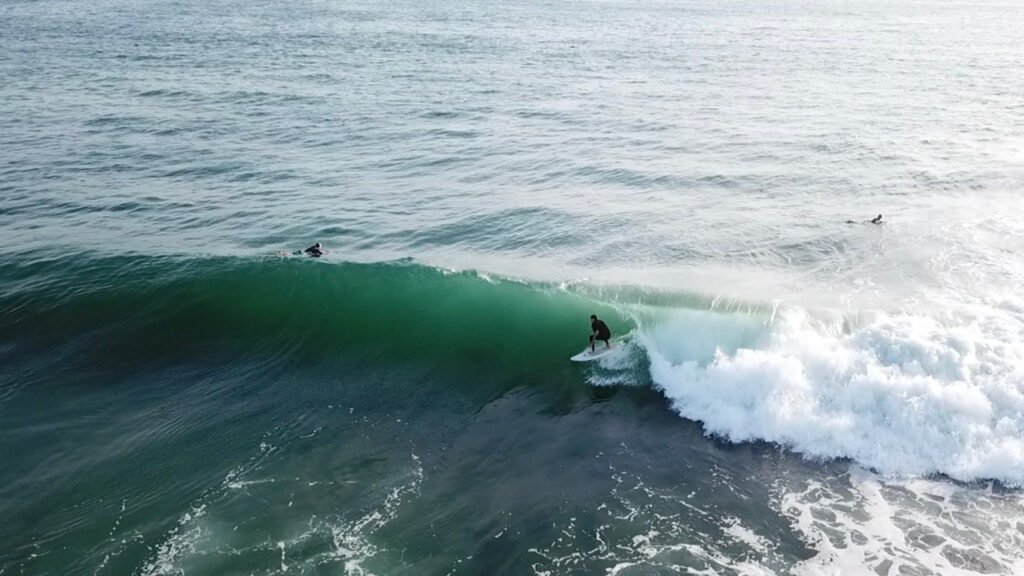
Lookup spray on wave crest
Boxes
[630,300,1024,486]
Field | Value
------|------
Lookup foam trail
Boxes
[638,302,1024,486]
[778,466,1024,575]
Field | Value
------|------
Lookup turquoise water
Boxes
[3,0,1024,574]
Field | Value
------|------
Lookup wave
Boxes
[2,254,1022,486]
[0,255,629,374]
[631,302,1024,487]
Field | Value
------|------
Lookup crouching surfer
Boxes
[590,314,611,352]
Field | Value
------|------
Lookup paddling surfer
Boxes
[846,214,884,225]
[590,314,611,352]
[277,242,326,257]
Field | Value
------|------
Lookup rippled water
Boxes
[5,0,1023,281]
[3,0,1024,574]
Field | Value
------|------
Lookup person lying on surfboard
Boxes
[304,242,325,257]
[277,242,326,257]
[845,214,883,225]
[590,314,611,352]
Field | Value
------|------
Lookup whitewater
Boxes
[628,298,1024,484]
[568,191,1024,486]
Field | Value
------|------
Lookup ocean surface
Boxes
[3,0,1024,574]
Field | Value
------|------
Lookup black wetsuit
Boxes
[591,319,611,342]
[304,244,324,257]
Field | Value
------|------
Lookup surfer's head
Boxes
[590,314,597,321]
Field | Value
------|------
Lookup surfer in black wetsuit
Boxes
[590,314,611,352]
[304,242,324,257]
[846,214,884,225]
[277,242,325,257]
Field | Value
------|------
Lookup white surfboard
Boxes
[570,345,614,362]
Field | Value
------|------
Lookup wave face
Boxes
[0,256,628,377]
[4,255,1023,487]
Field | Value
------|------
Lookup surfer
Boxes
[278,240,325,256]
[277,242,326,257]
[304,242,325,257]
[846,214,884,225]
[590,314,611,352]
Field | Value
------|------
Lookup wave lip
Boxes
[639,305,1024,486]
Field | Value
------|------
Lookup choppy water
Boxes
[3,0,1024,574]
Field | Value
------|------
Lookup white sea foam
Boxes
[136,416,424,576]
[320,454,424,575]
[528,463,786,576]
[636,297,1024,486]
[722,517,771,554]
[138,504,208,576]
[530,459,1024,575]
[777,466,1024,575]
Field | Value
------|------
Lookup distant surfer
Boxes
[278,242,326,257]
[846,214,883,225]
[304,242,325,257]
[590,314,611,352]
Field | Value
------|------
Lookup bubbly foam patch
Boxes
[138,504,208,576]
[638,302,1024,485]
[138,437,423,576]
[527,463,786,576]
[777,466,1024,575]
[527,458,1024,576]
